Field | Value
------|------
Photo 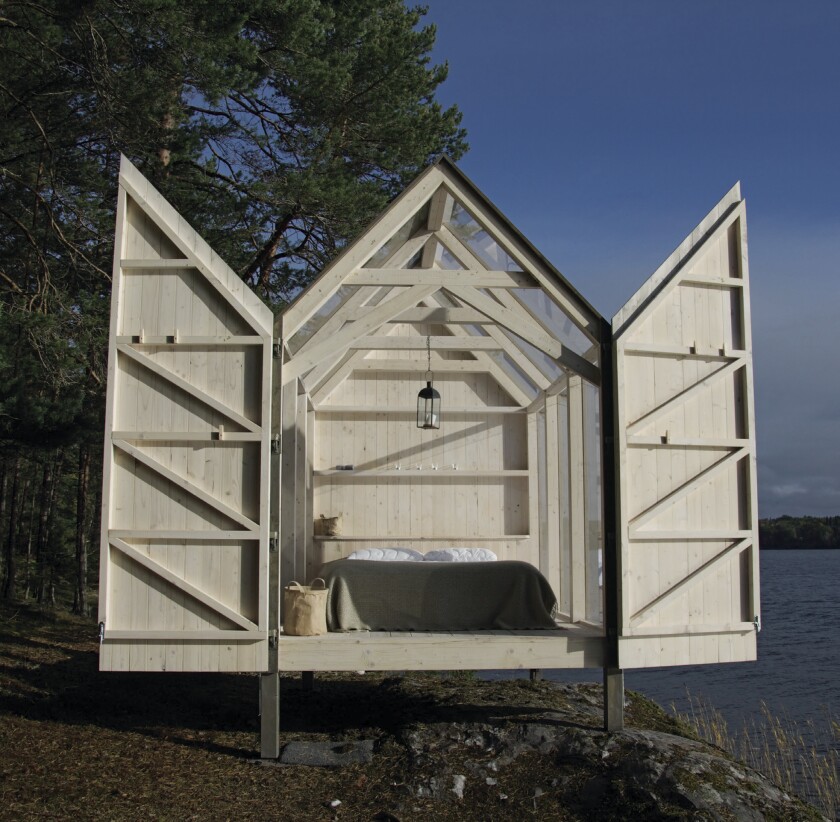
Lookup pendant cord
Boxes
[425,334,432,382]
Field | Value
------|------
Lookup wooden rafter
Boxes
[436,169,601,340]
[447,285,562,357]
[346,268,535,287]
[448,285,600,384]
[432,229,557,388]
[293,286,381,356]
[282,168,446,338]
[421,293,537,404]
[282,284,437,383]
[348,336,502,351]
[306,349,362,399]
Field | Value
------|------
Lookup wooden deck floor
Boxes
[277,623,605,671]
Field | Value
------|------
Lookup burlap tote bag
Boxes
[283,579,328,636]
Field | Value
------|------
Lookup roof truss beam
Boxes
[282,168,445,337]
[447,286,600,385]
[420,294,536,403]
[436,176,601,341]
[434,227,576,384]
[383,307,493,324]
[345,268,537,287]
[348,336,502,351]
[282,284,437,384]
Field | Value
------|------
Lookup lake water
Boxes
[625,548,839,735]
[491,549,840,738]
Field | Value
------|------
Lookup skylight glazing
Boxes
[287,284,360,353]
[363,203,430,268]
[514,288,593,357]
[447,201,522,272]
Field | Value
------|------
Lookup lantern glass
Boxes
[416,381,441,429]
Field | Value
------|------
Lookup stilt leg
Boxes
[529,669,542,682]
[603,667,624,732]
[260,672,280,759]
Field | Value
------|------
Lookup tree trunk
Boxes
[22,476,34,599]
[35,458,52,604]
[73,444,91,615]
[0,462,7,586]
[34,449,64,606]
[3,457,21,599]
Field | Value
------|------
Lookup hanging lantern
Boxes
[417,335,441,429]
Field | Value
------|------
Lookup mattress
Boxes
[318,559,558,632]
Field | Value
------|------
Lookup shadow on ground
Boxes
[0,603,604,760]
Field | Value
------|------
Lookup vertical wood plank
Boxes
[544,393,562,600]
[567,376,586,622]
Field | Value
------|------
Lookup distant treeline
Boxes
[759,516,840,549]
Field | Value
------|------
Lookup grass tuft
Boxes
[674,691,838,820]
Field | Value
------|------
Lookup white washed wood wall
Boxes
[613,186,759,667]
[99,160,272,672]
[312,367,532,567]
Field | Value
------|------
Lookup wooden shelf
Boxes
[313,406,525,415]
[313,535,530,542]
[116,335,263,346]
[314,469,528,478]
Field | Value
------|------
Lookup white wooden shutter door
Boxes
[99,157,273,672]
[612,184,760,668]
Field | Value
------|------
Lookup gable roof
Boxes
[279,157,605,402]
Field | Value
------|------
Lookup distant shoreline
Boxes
[759,515,840,550]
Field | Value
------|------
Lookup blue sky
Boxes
[421,0,840,518]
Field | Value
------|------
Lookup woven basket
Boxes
[282,579,328,636]
[313,513,342,537]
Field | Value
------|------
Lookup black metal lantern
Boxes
[417,335,441,429]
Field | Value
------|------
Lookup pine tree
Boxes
[0,0,467,606]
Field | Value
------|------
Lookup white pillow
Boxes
[346,547,424,562]
[423,548,498,562]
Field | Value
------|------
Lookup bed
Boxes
[318,559,559,632]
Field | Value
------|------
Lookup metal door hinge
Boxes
[272,341,282,359]
[271,434,281,454]
[753,615,761,632]
[269,630,278,649]
[269,532,278,552]
[98,621,105,644]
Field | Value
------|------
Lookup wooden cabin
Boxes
[98,156,760,757]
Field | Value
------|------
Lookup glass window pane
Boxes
[447,201,522,272]
[514,288,593,357]
[287,284,359,353]
[363,203,430,268]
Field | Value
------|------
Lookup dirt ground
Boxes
[0,603,820,821]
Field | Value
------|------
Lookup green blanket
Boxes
[318,560,558,632]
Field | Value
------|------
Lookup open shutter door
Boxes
[99,157,274,672]
[612,184,760,668]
